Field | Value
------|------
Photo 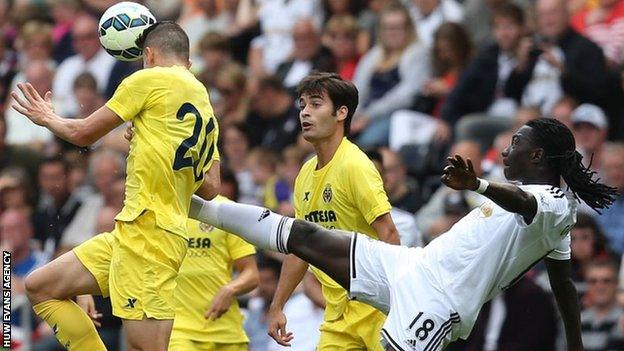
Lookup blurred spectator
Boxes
[527,0,611,116]
[245,254,323,351]
[32,156,83,256]
[427,190,470,240]
[1,208,47,348]
[276,18,335,93]
[379,147,422,212]
[571,104,608,172]
[248,0,320,80]
[324,15,361,80]
[60,149,124,250]
[180,0,232,57]
[596,142,624,255]
[47,0,81,63]
[246,147,288,211]
[367,148,423,247]
[451,277,557,351]
[275,145,307,216]
[0,27,18,106]
[220,167,240,202]
[580,260,624,350]
[571,213,615,288]
[0,113,42,187]
[73,72,104,118]
[222,123,258,205]
[323,0,371,53]
[442,3,526,144]
[390,22,473,149]
[462,0,531,47]
[247,76,300,151]
[12,21,55,70]
[52,14,116,117]
[213,63,250,127]
[196,31,234,87]
[5,60,54,149]
[416,140,485,236]
[245,254,282,351]
[0,168,33,213]
[551,95,579,129]
[402,0,464,47]
[571,0,624,68]
[352,2,430,147]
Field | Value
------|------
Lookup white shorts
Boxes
[349,233,462,351]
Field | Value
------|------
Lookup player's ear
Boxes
[530,148,544,164]
[143,46,155,66]
[335,105,348,123]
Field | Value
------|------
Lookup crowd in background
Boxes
[1,0,624,350]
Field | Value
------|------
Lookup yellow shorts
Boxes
[168,338,247,351]
[74,211,187,320]
[317,300,386,351]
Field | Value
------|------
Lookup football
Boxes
[98,2,156,61]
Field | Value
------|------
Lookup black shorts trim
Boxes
[382,328,406,351]
[350,232,358,279]
[423,312,460,351]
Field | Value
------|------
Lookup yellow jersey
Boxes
[172,196,256,343]
[106,66,219,238]
[293,137,391,321]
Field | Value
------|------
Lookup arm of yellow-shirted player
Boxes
[302,272,326,308]
[11,84,123,147]
[267,255,307,347]
[205,254,258,321]
[195,161,221,201]
[372,213,401,245]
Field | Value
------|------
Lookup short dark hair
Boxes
[258,75,288,93]
[73,72,97,91]
[198,31,230,53]
[40,155,70,174]
[492,3,525,26]
[296,72,358,136]
[137,21,189,61]
[256,253,282,277]
[586,259,620,278]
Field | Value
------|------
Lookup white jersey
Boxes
[422,184,577,338]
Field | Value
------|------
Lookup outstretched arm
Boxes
[11,83,122,146]
[441,155,537,224]
[545,258,584,351]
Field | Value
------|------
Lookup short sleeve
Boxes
[547,233,571,260]
[347,158,392,224]
[226,233,256,261]
[105,70,153,121]
[514,186,574,230]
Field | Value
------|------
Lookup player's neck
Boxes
[519,173,560,187]
[313,132,344,169]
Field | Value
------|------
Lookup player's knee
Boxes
[24,268,47,302]
[290,220,326,246]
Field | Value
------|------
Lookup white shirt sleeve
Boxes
[547,233,571,260]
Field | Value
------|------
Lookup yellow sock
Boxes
[33,299,107,350]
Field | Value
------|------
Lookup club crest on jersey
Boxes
[479,202,493,218]
[199,222,213,232]
[323,184,333,203]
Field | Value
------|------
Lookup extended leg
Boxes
[189,196,352,289]
[25,250,107,350]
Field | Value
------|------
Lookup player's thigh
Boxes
[381,266,461,351]
[109,212,187,320]
[288,220,352,289]
[348,233,413,314]
[124,317,173,351]
[26,233,114,303]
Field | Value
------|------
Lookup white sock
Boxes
[189,195,292,253]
